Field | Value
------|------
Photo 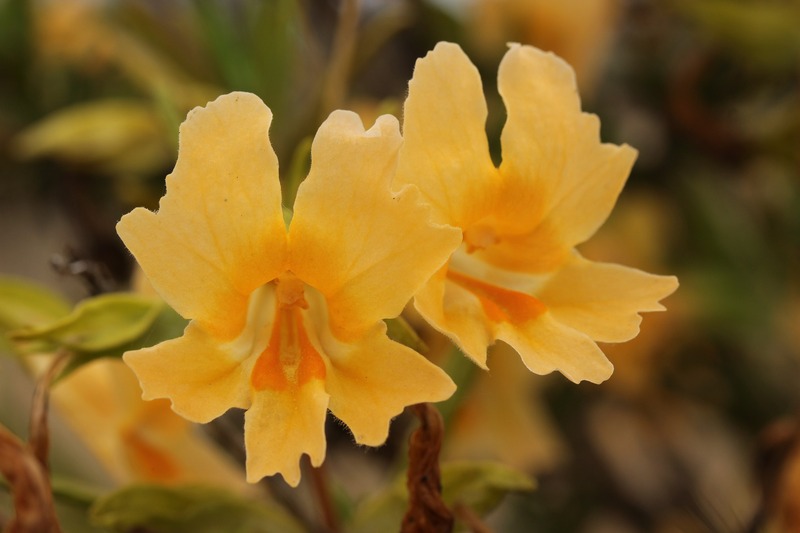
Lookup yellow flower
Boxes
[468,0,621,94]
[444,345,565,472]
[117,92,460,486]
[395,43,679,384]
[48,358,249,492]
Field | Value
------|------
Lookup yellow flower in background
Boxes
[46,358,248,492]
[469,0,622,94]
[395,42,678,384]
[117,92,460,486]
[444,344,565,472]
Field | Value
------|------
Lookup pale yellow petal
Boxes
[414,261,613,382]
[475,222,571,274]
[496,312,613,384]
[317,320,455,446]
[445,344,565,471]
[495,44,636,250]
[123,426,246,492]
[537,254,679,343]
[123,322,250,423]
[289,111,460,340]
[395,41,498,227]
[413,268,494,368]
[244,381,329,487]
[117,92,287,340]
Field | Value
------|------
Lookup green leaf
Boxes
[11,293,163,353]
[350,461,535,532]
[0,276,71,332]
[1,476,111,533]
[672,0,800,68]
[384,316,428,354]
[56,302,189,380]
[441,461,535,516]
[90,484,305,533]
[283,135,312,209]
[438,346,480,428]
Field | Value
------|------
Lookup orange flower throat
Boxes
[250,275,326,391]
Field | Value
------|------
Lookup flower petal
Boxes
[244,380,329,487]
[413,268,495,368]
[414,262,613,382]
[495,44,637,250]
[117,92,287,340]
[537,254,679,343]
[123,322,250,423]
[395,41,498,228]
[496,313,613,384]
[318,320,455,446]
[289,111,461,339]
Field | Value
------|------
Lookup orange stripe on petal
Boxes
[123,431,182,482]
[251,306,325,392]
[447,269,547,324]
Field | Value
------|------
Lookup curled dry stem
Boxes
[0,426,60,533]
[400,403,454,533]
[29,350,70,470]
[0,350,70,533]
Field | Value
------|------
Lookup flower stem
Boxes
[0,351,70,533]
[401,403,454,533]
[310,462,341,533]
[318,0,360,120]
[29,350,70,470]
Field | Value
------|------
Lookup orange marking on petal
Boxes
[250,292,326,392]
[251,307,288,391]
[123,431,182,482]
[296,313,327,385]
[447,269,547,324]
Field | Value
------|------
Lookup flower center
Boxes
[463,224,499,253]
[250,274,326,391]
[446,269,546,324]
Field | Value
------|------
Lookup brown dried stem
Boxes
[0,426,61,533]
[0,351,70,533]
[29,351,70,470]
[400,403,453,533]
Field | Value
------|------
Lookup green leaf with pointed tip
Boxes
[0,277,71,332]
[11,293,162,353]
[349,461,535,532]
[56,302,188,380]
[384,315,428,354]
[441,461,535,515]
[90,484,305,533]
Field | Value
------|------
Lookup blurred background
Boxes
[1,0,800,531]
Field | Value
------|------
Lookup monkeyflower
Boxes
[117,93,460,486]
[49,358,248,491]
[395,43,678,383]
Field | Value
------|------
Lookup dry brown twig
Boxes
[0,351,70,533]
[401,403,454,533]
